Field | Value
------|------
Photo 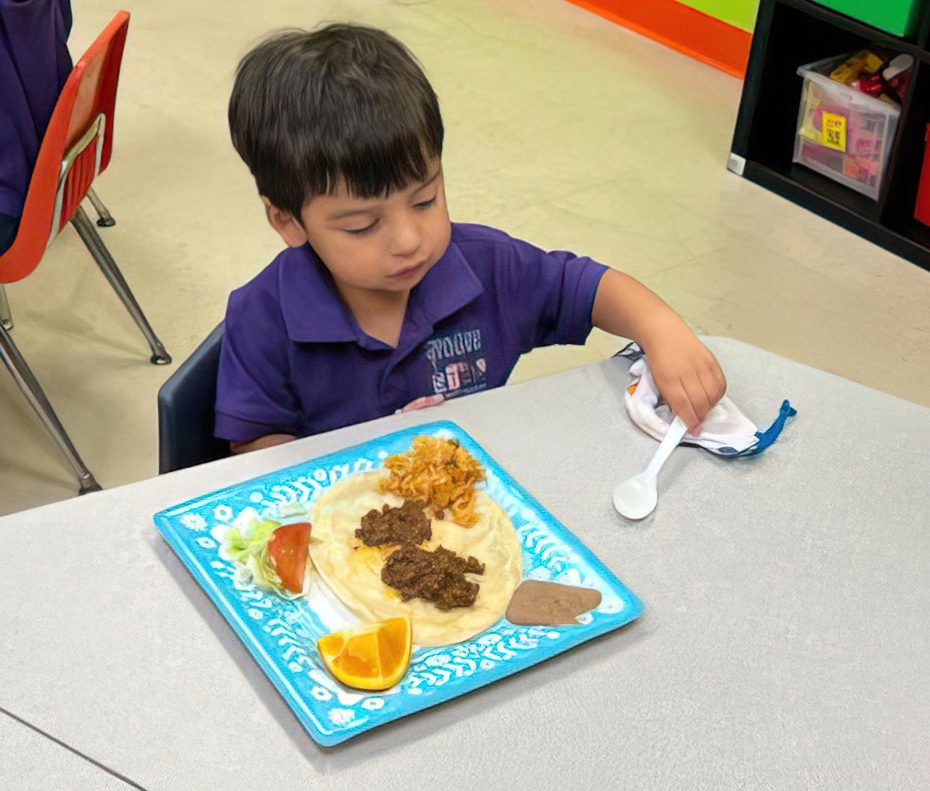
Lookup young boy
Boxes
[217,23,725,454]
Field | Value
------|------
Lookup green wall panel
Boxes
[677,0,760,31]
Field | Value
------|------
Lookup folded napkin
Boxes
[617,344,796,457]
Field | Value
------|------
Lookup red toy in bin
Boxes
[915,124,930,226]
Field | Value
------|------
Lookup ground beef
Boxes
[381,544,485,610]
[356,500,431,546]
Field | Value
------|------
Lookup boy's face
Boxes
[266,161,452,304]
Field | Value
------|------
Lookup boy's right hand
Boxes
[645,334,726,435]
[591,269,726,433]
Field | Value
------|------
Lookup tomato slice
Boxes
[268,522,311,594]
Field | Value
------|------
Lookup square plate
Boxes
[153,420,643,746]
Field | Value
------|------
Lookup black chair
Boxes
[157,322,231,474]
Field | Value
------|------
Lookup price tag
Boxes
[821,112,847,152]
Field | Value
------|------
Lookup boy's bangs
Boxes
[308,115,442,201]
[331,139,434,200]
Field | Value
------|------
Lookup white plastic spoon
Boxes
[612,416,688,520]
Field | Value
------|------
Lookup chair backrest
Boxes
[157,322,231,474]
[0,10,129,285]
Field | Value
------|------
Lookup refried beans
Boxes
[505,580,602,625]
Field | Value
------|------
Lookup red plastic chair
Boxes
[0,10,171,494]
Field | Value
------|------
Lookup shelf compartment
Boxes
[735,1,912,178]
[731,0,930,272]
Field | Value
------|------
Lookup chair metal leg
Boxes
[70,206,172,365]
[0,322,102,494]
[86,187,116,227]
[0,285,12,331]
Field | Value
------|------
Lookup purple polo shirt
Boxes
[0,0,72,218]
[215,223,607,442]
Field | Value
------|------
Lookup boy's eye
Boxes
[414,196,437,210]
[345,220,378,236]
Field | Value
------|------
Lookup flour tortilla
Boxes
[310,471,522,646]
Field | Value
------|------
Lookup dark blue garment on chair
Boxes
[0,0,72,222]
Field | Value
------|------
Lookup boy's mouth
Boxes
[389,261,429,280]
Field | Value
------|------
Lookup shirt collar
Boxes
[278,235,484,345]
[408,238,484,328]
[278,245,357,343]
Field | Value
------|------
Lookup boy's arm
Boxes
[591,269,726,433]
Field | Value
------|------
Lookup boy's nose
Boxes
[389,218,421,257]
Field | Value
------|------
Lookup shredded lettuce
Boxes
[223,507,311,599]
[225,516,279,564]
[272,502,311,520]
[224,515,290,596]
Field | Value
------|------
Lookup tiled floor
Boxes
[2,0,928,516]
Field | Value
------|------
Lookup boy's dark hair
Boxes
[229,23,444,219]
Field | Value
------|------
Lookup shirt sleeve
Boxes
[488,232,608,353]
[214,280,303,442]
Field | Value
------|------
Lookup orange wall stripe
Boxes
[566,0,752,78]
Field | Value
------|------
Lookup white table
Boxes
[0,709,136,790]
[1,337,928,790]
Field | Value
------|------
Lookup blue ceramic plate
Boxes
[153,421,643,746]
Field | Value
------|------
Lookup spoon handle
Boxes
[644,416,688,479]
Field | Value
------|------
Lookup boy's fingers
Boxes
[665,384,700,436]
[651,347,727,435]
[669,374,719,435]
[685,358,728,428]
[703,362,727,404]
[401,394,445,413]
[687,374,712,425]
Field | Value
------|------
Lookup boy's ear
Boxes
[262,197,309,248]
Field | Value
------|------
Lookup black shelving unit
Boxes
[730,0,930,273]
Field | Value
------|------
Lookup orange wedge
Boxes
[317,617,412,691]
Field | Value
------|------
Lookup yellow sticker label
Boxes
[821,112,847,152]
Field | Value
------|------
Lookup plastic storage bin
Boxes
[793,62,901,200]
[813,0,923,37]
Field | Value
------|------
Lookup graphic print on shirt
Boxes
[424,329,487,399]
